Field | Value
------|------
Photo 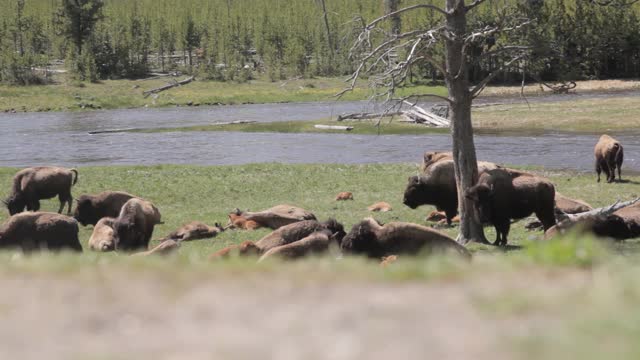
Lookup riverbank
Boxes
[2,74,639,113]
[0,164,640,359]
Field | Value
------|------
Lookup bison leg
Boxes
[494,220,510,246]
[445,209,457,226]
[595,159,602,182]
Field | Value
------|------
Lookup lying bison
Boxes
[555,192,593,214]
[255,218,345,252]
[227,204,316,230]
[544,215,631,241]
[74,191,137,226]
[112,198,162,251]
[88,217,116,251]
[594,134,624,183]
[340,218,471,259]
[0,212,82,253]
[209,241,262,259]
[157,221,224,243]
[258,229,334,262]
[403,159,499,225]
[4,167,78,215]
[465,169,556,246]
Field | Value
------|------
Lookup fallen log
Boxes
[556,197,640,224]
[337,111,403,121]
[88,128,141,134]
[143,76,195,98]
[210,120,257,126]
[314,124,354,131]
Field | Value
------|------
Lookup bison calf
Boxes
[4,167,78,215]
[465,169,556,246]
[88,217,116,251]
[594,134,624,183]
[0,212,82,253]
[157,221,223,243]
[226,204,316,230]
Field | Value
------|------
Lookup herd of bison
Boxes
[0,134,635,263]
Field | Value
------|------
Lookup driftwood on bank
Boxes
[556,197,640,224]
[314,124,354,131]
[143,76,195,97]
[336,102,450,128]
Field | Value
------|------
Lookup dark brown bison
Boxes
[88,217,116,251]
[255,218,345,252]
[73,191,137,226]
[340,218,471,259]
[403,159,499,225]
[0,212,82,253]
[4,167,78,215]
[112,198,162,251]
[226,204,316,230]
[465,169,556,246]
[594,134,624,183]
[157,221,224,243]
[544,214,631,241]
[258,229,334,262]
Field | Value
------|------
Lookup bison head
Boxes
[403,176,431,209]
[340,219,384,258]
[465,183,493,223]
[73,197,95,226]
[4,195,25,215]
[322,218,346,245]
[591,214,631,240]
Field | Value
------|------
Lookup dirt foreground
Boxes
[0,267,594,360]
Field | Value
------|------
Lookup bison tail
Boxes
[70,168,79,186]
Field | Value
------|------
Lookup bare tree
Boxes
[342,1,530,244]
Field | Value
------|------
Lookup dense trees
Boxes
[0,0,640,84]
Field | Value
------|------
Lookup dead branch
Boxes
[556,198,640,224]
[470,55,525,98]
[143,76,195,98]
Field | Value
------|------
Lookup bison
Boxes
[255,218,345,252]
[209,241,262,259]
[340,218,471,259]
[0,212,82,253]
[88,217,116,251]
[594,134,624,183]
[131,240,180,257]
[465,169,556,246]
[4,167,78,215]
[555,192,593,214]
[157,221,224,243]
[112,198,162,251]
[367,202,393,212]
[226,204,316,230]
[544,215,631,241]
[421,151,453,172]
[335,192,354,201]
[403,159,499,225]
[258,229,335,262]
[73,191,137,226]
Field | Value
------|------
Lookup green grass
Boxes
[473,96,640,132]
[0,163,637,268]
[0,74,446,112]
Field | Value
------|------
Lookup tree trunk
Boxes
[444,0,488,244]
[319,0,334,59]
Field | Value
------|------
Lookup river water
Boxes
[1,94,639,172]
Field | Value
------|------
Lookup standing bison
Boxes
[0,212,82,253]
[73,191,137,226]
[594,134,624,183]
[112,198,162,251]
[465,169,556,246]
[403,159,499,225]
[4,167,78,215]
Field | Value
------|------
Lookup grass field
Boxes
[1,164,640,359]
[0,75,447,112]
